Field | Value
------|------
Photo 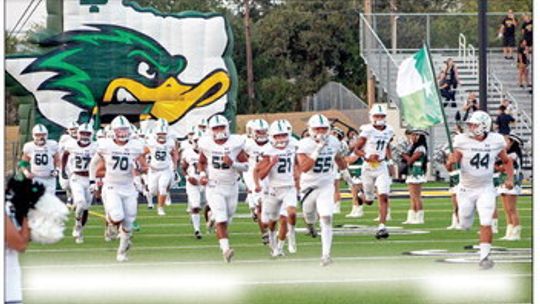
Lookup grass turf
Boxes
[20,195,532,304]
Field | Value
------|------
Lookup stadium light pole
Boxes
[478,0,488,111]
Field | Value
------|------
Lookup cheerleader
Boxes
[497,134,524,240]
[401,130,428,224]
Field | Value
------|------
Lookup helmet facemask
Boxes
[212,125,229,141]
[114,127,130,143]
[78,131,92,146]
[271,133,289,149]
[309,126,329,143]
[254,129,269,144]
[156,132,167,144]
[371,114,386,127]
[33,133,47,146]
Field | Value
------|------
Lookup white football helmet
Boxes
[198,118,208,133]
[466,110,492,137]
[269,120,289,149]
[251,119,269,143]
[187,125,196,140]
[154,125,168,144]
[67,121,79,138]
[110,115,131,143]
[104,125,113,139]
[190,130,204,150]
[77,123,94,145]
[156,118,169,128]
[307,114,330,142]
[276,119,293,135]
[32,124,48,146]
[208,115,229,141]
[96,129,105,139]
[369,104,387,126]
[245,120,254,138]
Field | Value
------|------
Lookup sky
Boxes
[5,0,47,36]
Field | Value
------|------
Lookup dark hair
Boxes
[301,129,309,138]
[407,133,428,173]
[6,174,45,225]
[499,105,507,112]
[507,138,523,169]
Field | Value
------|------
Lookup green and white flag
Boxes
[396,45,444,129]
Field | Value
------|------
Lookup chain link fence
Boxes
[302,81,367,112]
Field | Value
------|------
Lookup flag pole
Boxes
[423,41,453,153]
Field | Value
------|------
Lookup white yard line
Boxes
[26,238,529,253]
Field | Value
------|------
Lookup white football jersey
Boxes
[297,135,342,189]
[182,146,201,177]
[262,143,296,188]
[97,138,144,185]
[244,138,269,172]
[289,136,299,149]
[359,124,394,162]
[454,132,506,189]
[146,137,175,170]
[198,134,245,183]
[23,140,59,177]
[180,140,192,152]
[65,140,97,174]
[58,134,76,153]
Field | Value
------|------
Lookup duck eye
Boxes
[137,61,156,79]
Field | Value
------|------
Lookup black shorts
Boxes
[503,35,515,47]
[526,37,533,47]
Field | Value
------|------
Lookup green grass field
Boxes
[20,194,532,304]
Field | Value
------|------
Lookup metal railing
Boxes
[366,12,531,50]
[359,12,400,106]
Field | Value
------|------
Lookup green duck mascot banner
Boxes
[6,0,237,141]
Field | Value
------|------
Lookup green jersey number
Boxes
[470,153,489,169]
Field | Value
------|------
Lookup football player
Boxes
[198,115,248,263]
[297,114,349,266]
[19,124,60,194]
[144,125,179,216]
[58,122,79,207]
[244,119,271,244]
[446,111,514,269]
[254,120,298,257]
[89,115,148,262]
[62,123,97,243]
[181,130,205,239]
[354,104,394,239]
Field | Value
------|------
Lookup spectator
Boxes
[500,98,516,116]
[499,10,518,59]
[521,14,533,51]
[461,92,479,122]
[439,59,459,107]
[494,105,515,135]
[517,39,531,88]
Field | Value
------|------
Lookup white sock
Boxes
[320,218,333,257]
[146,193,153,206]
[269,230,276,250]
[191,214,201,231]
[287,223,295,236]
[479,242,491,260]
[219,238,229,253]
[277,239,285,251]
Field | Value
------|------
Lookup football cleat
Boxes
[165,195,172,206]
[250,208,258,222]
[287,233,297,254]
[132,221,141,232]
[75,236,84,244]
[223,248,235,263]
[320,255,333,267]
[272,248,285,258]
[147,205,154,210]
[375,228,390,239]
[333,202,341,214]
[479,257,495,270]
[194,230,202,240]
[157,207,166,216]
[306,224,318,238]
[261,232,270,246]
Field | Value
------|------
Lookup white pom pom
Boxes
[27,193,69,244]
